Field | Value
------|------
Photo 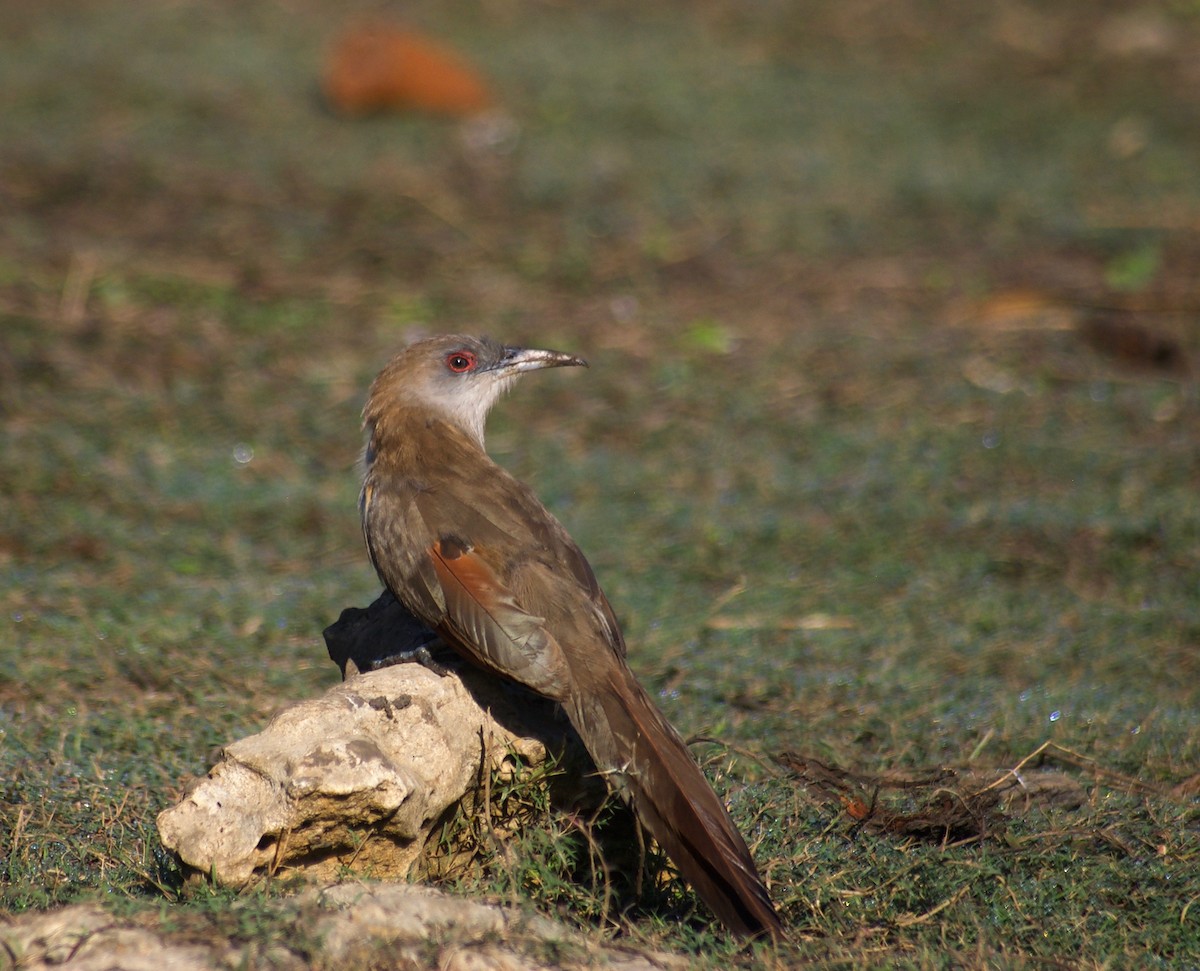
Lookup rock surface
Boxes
[0,884,687,971]
[157,663,561,887]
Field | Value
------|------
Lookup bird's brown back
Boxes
[362,407,627,665]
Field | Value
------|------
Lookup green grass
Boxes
[3,0,1200,966]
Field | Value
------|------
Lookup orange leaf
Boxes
[323,24,494,117]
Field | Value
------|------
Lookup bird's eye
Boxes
[445,351,477,373]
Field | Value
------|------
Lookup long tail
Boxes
[564,661,786,941]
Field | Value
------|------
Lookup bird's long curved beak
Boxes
[498,346,588,373]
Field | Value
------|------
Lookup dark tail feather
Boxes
[566,664,786,941]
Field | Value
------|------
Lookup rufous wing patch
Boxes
[429,537,571,700]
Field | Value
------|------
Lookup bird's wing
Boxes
[413,467,628,660]
[427,534,573,701]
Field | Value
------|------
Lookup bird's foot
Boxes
[368,644,452,678]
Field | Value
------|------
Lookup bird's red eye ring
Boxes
[445,350,477,373]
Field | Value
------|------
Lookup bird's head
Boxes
[365,334,587,448]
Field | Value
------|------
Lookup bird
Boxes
[357,333,785,941]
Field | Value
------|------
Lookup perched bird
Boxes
[358,334,785,940]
